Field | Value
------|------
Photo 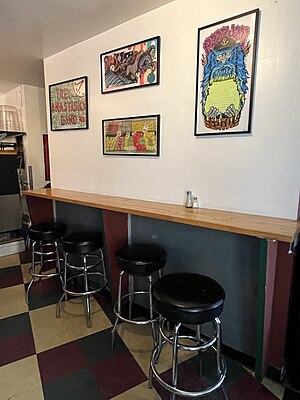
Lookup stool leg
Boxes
[128,274,134,320]
[25,233,30,250]
[196,324,203,376]
[215,318,228,400]
[156,316,164,364]
[55,240,65,290]
[56,252,68,318]
[38,241,43,284]
[216,317,222,376]
[148,274,157,346]
[111,271,124,351]
[26,240,37,304]
[158,270,172,332]
[54,240,61,274]
[170,322,181,400]
[221,386,229,400]
[99,249,108,283]
[149,315,164,389]
[83,255,91,328]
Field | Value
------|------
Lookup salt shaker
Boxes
[185,190,193,208]
[192,196,199,208]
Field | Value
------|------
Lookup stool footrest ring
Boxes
[63,272,108,297]
[113,290,157,325]
[160,318,218,351]
[29,270,61,279]
[150,345,226,397]
[65,254,103,271]
[29,257,64,279]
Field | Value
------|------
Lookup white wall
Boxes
[44,0,300,219]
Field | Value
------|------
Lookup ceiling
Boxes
[0,0,174,96]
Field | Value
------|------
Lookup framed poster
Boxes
[194,9,259,136]
[100,36,160,94]
[102,114,160,156]
[49,76,89,131]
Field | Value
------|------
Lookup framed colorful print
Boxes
[194,9,259,136]
[49,76,89,131]
[100,36,160,94]
[102,114,160,156]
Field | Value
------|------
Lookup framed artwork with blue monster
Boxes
[194,9,259,136]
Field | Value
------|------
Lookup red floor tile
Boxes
[0,331,35,367]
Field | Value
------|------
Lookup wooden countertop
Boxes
[0,150,17,155]
[24,188,300,243]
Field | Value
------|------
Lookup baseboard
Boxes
[222,343,255,370]
[266,362,287,383]
[0,237,25,257]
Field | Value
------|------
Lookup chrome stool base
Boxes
[56,250,108,328]
[26,240,63,305]
[111,243,167,351]
[111,270,160,351]
[149,317,227,399]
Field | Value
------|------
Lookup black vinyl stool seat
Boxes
[26,222,66,304]
[28,222,66,242]
[111,243,167,351]
[149,273,226,399]
[63,231,104,254]
[56,231,108,328]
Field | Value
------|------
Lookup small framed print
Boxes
[49,76,89,131]
[102,114,160,156]
[100,36,160,94]
[194,9,259,136]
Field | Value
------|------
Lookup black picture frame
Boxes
[100,36,160,94]
[49,76,89,131]
[194,9,259,136]
[102,114,160,156]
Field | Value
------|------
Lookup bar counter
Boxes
[23,187,300,382]
[24,188,299,243]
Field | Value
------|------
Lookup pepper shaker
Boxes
[185,190,193,208]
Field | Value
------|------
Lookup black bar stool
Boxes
[56,231,108,328]
[111,243,167,351]
[149,272,226,399]
[26,222,66,304]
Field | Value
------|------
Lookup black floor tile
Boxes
[43,368,102,400]
[284,388,300,400]
[19,249,31,264]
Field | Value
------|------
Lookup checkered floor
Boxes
[0,250,299,400]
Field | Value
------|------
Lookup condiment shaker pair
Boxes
[185,190,199,208]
